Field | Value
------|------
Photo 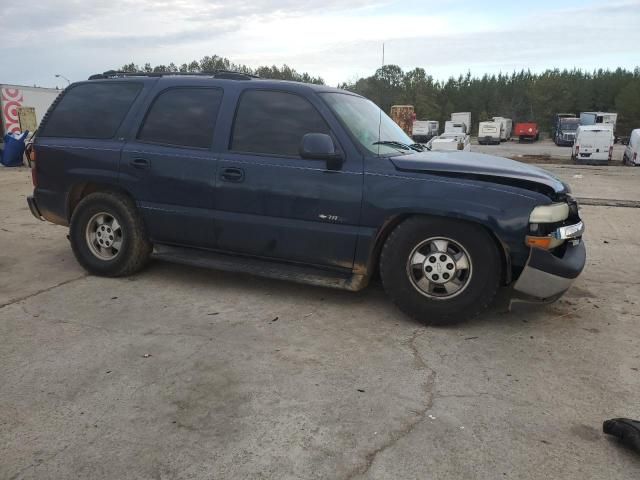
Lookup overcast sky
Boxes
[2,0,639,88]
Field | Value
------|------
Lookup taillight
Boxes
[575,145,579,156]
[634,152,637,163]
[609,146,613,161]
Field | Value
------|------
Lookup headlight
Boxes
[529,203,569,223]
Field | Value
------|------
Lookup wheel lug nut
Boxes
[439,255,447,262]
[429,257,436,263]
[443,273,449,280]
[425,266,432,273]
[432,274,439,281]
[447,263,454,270]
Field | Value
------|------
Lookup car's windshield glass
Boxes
[320,92,415,156]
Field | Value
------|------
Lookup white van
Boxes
[572,125,614,164]
[623,129,640,166]
[478,121,501,145]
[492,117,513,141]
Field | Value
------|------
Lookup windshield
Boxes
[561,119,579,130]
[320,92,415,156]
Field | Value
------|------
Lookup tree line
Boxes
[119,55,324,85]
[340,66,640,136]
[119,56,640,136]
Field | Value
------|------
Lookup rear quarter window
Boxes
[39,82,142,139]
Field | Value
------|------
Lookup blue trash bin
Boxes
[1,131,29,167]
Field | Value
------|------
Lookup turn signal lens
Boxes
[526,236,553,249]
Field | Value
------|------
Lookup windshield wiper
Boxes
[373,140,424,152]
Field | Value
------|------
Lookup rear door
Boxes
[213,88,363,270]
[120,85,223,248]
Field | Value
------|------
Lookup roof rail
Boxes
[88,70,258,81]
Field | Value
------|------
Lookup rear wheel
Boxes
[69,192,152,277]
[380,217,501,325]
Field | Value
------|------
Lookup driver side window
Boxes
[230,90,330,157]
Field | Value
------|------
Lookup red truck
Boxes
[514,122,539,142]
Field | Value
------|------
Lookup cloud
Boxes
[1,0,638,87]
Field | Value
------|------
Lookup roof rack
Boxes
[88,70,258,81]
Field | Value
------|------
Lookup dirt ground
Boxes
[1,162,639,480]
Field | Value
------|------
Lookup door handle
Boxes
[220,167,245,182]
[130,158,150,169]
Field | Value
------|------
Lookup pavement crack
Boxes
[344,328,436,480]
[0,274,87,309]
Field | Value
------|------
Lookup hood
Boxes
[390,151,569,197]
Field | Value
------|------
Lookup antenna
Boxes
[377,42,384,156]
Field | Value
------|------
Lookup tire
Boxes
[69,192,152,277]
[379,217,501,326]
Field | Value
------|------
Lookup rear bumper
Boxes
[513,240,586,302]
[27,195,44,221]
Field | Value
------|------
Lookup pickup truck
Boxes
[27,71,586,325]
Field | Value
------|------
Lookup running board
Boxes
[152,244,368,291]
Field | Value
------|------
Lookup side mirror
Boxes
[299,133,343,170]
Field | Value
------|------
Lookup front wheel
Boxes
[380,217,501,325]
[69,192,152,277]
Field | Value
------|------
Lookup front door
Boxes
[214,89,363,270]
[120,86,223,248]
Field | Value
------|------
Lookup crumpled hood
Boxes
[390,151,569,196]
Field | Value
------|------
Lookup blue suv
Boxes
[27,71,585,324]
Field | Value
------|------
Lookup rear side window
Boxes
[40,82,142,139]
[138,88,223,149]
[231,90,329,157]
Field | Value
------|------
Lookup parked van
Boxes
[478,121,501,145]
[492,117,512,141]
[572,125,614,165]
[412,120,439,143]
[623,129,640,166]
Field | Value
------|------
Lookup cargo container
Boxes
[478,121,501,145]
[390,105,415,137]
[514,122,539,142]
[1,84,62,137]
[450,112,471,134]
[572,125,614,165]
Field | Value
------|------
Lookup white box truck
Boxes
[623,129,640,166]
[478,121,501,145]
[450,112,471,134]
[492,116,513,141]
[572,125,614,165]
[1,84,62,137]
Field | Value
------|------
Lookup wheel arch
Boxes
[366,213,512,285]
[67,182,136,221]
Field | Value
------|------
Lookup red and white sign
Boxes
[2,87,24,134]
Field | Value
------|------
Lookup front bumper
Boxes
[27,195,44,221]
[513,239,586,302]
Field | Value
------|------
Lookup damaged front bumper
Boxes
[514,223,586,302]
